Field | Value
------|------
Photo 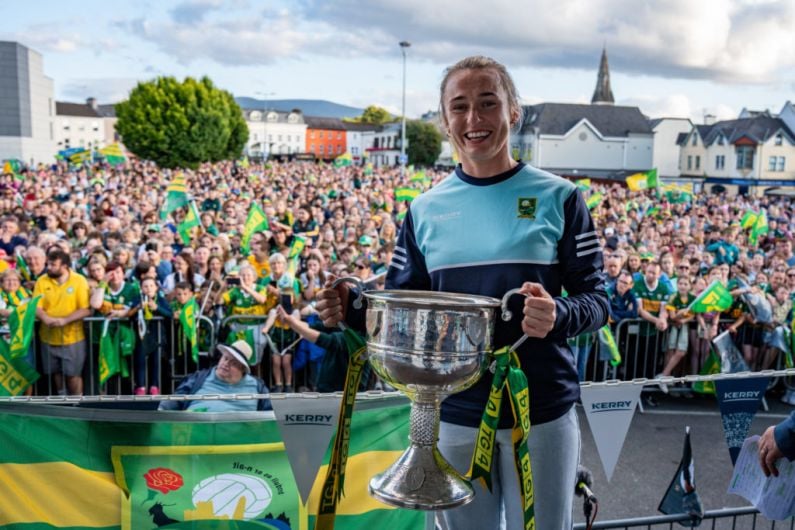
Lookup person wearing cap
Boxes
[158,340,271,412]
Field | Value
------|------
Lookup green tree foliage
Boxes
[406,120,442,167]
[116,76,248,169]
[345,105,394,125]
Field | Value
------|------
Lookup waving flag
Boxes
[241,202,270,254]
[160,172,190,219]
[333,152,353,168]
[179,297,200,363]
[394,187,420,202]
[8,295,40,359]
[688,281,732,313]
[626,168,658,191]
[658,427,704,527]
[177,201,201,244]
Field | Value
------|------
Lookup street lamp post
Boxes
[399,41,410,177]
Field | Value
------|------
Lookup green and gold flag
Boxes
[177,201,201,245]
[98,319,121,385]
[749,210,769,246]
[333,152,353,168]
[15,254,31,282]
[160,172,190,220]
[688,280,733,313]
[241,202,270,254]
[586,192,604,210]
[68,149,91,165]
[740,210,758,230]
[409,170,427,183]
[0,338,38,396]
[99,143,126,166]
[575,178,591,191]
[288,235,307,260]
[626,168,658,191]
[394,187,420,202]
[692,350,720,394]
[179,297,200,363]
[8,295,40,359]
[0,400,422,529]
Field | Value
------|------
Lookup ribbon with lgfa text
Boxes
[314,327,368,530]
[468,346,535,530]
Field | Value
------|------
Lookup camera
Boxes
[226,276,240,286]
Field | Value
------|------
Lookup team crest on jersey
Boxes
[517,197,537,219]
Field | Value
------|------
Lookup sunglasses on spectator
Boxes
[678,265,690,269]
[788,273,795,277]
[356,264,367,270]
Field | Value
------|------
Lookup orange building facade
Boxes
[305,117,347,160]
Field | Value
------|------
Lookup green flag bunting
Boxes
[179,297,200,363]
[394,187,420,202]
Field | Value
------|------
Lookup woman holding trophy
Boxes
[318,56,608,530]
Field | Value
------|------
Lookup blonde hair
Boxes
[439,56,522,128]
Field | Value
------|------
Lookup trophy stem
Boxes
[369,398,475,510]
[409,400,439,446]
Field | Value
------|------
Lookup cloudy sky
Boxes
[3,0,794,122]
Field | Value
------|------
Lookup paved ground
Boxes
[572,390,794,526]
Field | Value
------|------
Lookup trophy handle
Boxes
[331,276,366,309]
[500,287,530,351]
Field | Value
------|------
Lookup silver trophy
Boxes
[333,278,525,510]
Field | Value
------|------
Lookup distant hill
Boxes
[234,98,365,119]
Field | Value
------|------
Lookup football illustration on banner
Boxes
[192,473,273,519]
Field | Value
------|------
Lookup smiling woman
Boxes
[316,55,609,530]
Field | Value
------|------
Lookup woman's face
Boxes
[89,264,105,280]
[174,256,188,273]
[240,268,255,285]
[209,258,223,273]
[2,275,20,292]
[442,67,517,174]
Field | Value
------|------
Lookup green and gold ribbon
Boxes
[315,327,368,530]
[468,346,535,530]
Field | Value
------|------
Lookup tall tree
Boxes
[116,76,248,169]
[406,120,442,167]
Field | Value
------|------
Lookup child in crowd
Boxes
[133,277,172,395]
[657,276,695,393]
[0,270,33,395]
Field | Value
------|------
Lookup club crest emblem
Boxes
[517,197,537,219]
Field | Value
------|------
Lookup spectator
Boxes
[158,340,271,412]
[135,276,172,396]
[34,247,91,395]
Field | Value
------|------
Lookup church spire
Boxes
[591,47,615,105]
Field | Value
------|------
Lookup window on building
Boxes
[736,146,754,169]
[771,156,786,171]
[337,132,342,140]
[319,145,324,154]
[309,131,314,139]
[687,155,692,170]
[92,121,99,132]
[374,138,380,148]
[337,145,343,154]
[695,156,700,170]
[327,144,332,153]
[319,131,324,139]
[691,134,697,146]
[715,155,725,170]
[775,134,783,146]
[352,147,359,155]
[310,144,314,152]
[253,134,258,141]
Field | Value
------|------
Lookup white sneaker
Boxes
[655,374,669,394]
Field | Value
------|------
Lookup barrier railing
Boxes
[579,318,791,391]
[573,506,793,530]
[20,313,795,397]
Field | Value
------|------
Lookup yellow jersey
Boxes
[247,255,272,280]
[34,271,90,346]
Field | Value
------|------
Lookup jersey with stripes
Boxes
[385,163,609,428]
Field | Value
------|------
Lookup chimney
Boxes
[86,97,97,110]
[704,114,716,126]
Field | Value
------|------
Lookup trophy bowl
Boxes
[362,289,500,510]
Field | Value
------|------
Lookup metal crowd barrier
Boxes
[578,318,792,391]
[573,506,793,530]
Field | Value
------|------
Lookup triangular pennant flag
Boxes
[580,383,643,481]
[715,377,769,465]
[271,395,342,504]
[658,427,704,527]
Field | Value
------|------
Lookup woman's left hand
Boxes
[519,282,556,338]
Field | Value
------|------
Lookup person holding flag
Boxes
[0,270,36,395]
[317,56,608,530]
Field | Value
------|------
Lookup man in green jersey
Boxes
[630,260,671,390]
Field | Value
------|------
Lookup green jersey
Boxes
[222,286,268,315]
[103,281,140,312]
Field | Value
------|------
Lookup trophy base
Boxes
[368,443,475,510]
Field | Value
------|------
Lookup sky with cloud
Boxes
[2,0,794,122]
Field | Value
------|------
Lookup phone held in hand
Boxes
[226,276,240,286]
[279,292,293,313]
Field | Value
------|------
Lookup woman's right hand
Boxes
[315,277,349,328]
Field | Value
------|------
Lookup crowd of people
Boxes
[1,158,794,400]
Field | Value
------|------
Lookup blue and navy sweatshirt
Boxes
[351,163,608,428]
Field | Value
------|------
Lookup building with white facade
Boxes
[678,106,795,195]
[0,41,56,164]
[649,117,694,178]
[343,122,376,163]
[54,98,108,151]
[367,123,403,167]
[513,103,654,178]
[243,108,306,157]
